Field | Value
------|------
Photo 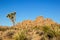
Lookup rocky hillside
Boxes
[0,16,60,40]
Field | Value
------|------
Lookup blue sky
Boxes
[0,0,60,26]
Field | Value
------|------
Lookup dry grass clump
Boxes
[0,27,9,31]
[0,36,3,40]
[11,25,60,40]
[2,30,16,39]
[13,29,27,40]
[42,25,60,40]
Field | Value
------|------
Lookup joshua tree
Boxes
[6,12,16,26]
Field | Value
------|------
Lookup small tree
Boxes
[6,12,16,26]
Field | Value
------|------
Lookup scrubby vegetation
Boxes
[13,29,27,40]
[0,16,60,40]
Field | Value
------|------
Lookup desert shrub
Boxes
[0,28,7,31]
[40,37,45,40]
[32,26,40,30]
[36,31,44,36]
[54,30,60,37]
[3,30,15,39]
[42,25,60,40]
[42,26,55,39]
[13,30,27,40]
[46,31,54,39]
[7,31,15,38]
[10,27,19,30]
[0,37,2,40]
[42,26,50,33]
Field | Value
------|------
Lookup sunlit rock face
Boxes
[44,18,56,26]
[21,20,33,29]
[15,20,33,29]
[33,16,45,26]
[15,16,57,29]
[15,16,45,29]
[33,16,56,27]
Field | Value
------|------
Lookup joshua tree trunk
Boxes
[11,19,15,26]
